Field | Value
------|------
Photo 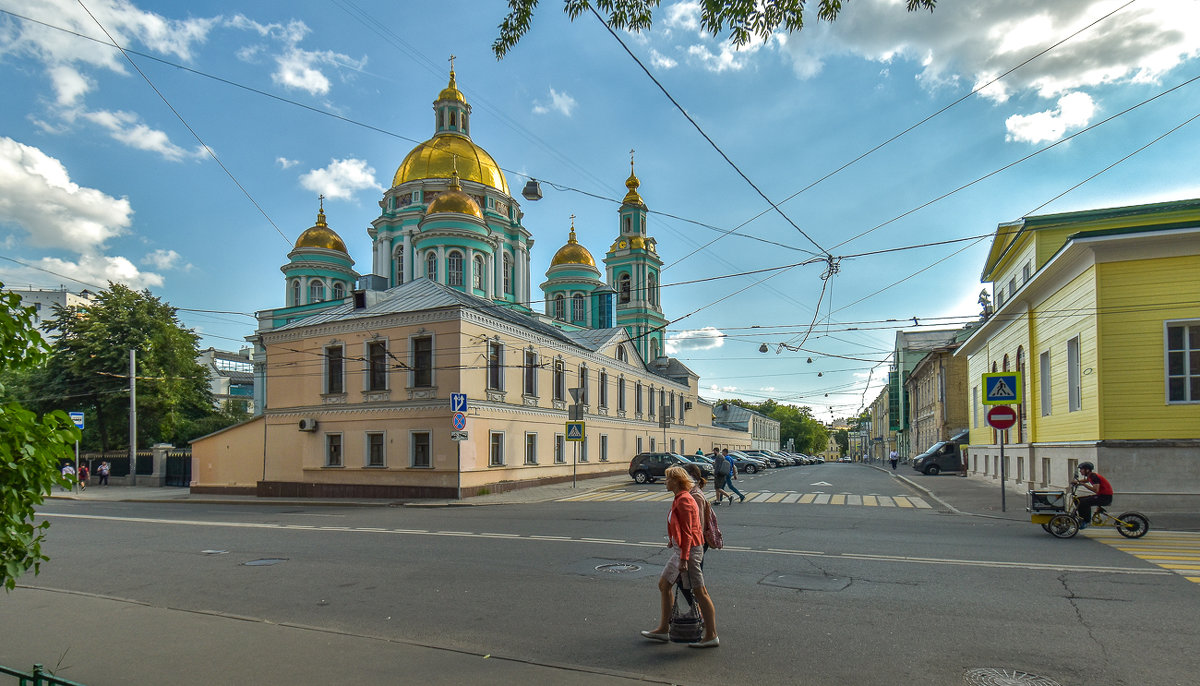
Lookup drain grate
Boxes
[595,563,641,574]
[242,558,287,566]
[964,668,1062,686]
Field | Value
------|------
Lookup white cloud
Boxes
[299,158,382,200]
[649,48,678,70]
[1004,91,1096,144]
[666,326,726,353]
[142,248,183,270]
[0,137,163,289]
[81,109,207,161]
[227,15,366,96]
[48,65,92,107]
[277,157,299,169]
[0,137,131,250]
[663,1,701,32]
[532,87,578,116]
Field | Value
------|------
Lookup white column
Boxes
[402,231,413,284]
[437,245,445,284]
[493,240,503,299]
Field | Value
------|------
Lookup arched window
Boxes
[309,279,325,303]
[571,294,585,323]
[618,273,631,304]
[650,339,660,360]
[553,294,566,321]
[332,282,344,300]
[617,345,627,363]
[448,251,464,287]
[648,273,657,306]
[503,254,512,294]
[473,255,485,290]
[290,279,300,306]
[623,216,631,234]
[1002,354,1010,372]
[426,252,437,281]
[394,246,404,284]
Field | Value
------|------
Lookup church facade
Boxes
[191,69,752,498]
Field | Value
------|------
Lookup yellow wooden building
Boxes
[957,198,1200,512]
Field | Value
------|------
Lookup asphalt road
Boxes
[7,463,1199,685]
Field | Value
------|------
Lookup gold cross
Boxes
[449,54,456,71]
[318,194,324,210]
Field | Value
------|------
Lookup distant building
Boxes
[711,402,781,450]
[7,286,97,339]
[957,198,1200,513]
[197,347,255,413]
[904,325,975,455]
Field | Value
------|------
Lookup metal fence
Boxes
[0,663,87,686]
[165,450,192,487]
[77,450,153,477]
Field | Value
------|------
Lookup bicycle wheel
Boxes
[1048,514,1078,538]
[1116,512,1150,539]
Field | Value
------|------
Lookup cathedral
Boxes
[193,69,748,498]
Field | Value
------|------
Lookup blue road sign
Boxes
[565,421,585,442]
[450,393,468,413]
[452,412,467,430]
[69,411,84,429]
[982,372,1022,405]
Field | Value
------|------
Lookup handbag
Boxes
[668,573,705,643]
[703,500,723,549]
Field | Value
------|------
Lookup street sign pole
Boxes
[986,405,1018,512]
[999,430,1006,512]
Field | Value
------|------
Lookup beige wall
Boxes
[191,417,265,494]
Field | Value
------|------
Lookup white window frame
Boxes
[523,349,538,397]
[554,434,565,463]
[525,432,538,465]
[325,433,343,467]
[636,437,643,454]
[309,279,325,303]
[572,293,585,323]
[411,334,434,388]
[487,340,504,391]
[1039,350,1052,415]
[366,339,389,392]
[600,434,608,462]
[1165,319,1200,404]
[598,370,608,408]
[411,431,432,468]
[365,431,386,467]
[579,436,588,462]
[325,344,345,395]
[1067,336,1082,412]
[489,431,505,467]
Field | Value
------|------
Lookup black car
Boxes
[629,452,709,483]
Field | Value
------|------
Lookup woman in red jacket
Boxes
[640,465,719,648]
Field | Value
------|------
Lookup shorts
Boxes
[661,545,705,589]
[715,474,727,490]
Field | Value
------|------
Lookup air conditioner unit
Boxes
[684,401,693,410]
[298,418,318,431]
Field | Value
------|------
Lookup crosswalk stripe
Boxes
[767,493,788,503]
[1083,530,1200,582]
[782,494,801,504]
[749,493,773,502]
[862,496,877,506]
[893,496,914,508]
[553,490,941,509]
[799,494,817,504]
[813,494,831,504]
[876,496,894,507]
[831,495,846,505]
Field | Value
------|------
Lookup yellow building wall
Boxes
[191,417,265,492]
[1028,266,1100,442]
[1097,255,1200,438]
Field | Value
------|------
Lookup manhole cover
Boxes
[595,563,641,573]
[964,668,1062,686]
[242,558,287,566]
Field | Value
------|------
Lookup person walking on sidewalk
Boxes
[640,465,719,648]
[889,450,898,470]
[720,449,746,503]
[97,461,110,486]
[61,462,75,491]
[712,449,732,504]
[78,463,89,491]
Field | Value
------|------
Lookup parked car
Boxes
[744,450,786,468]
[670,453,714,478]
[628,452,691,483]
[911,431,969,475]
[726,451,768,474]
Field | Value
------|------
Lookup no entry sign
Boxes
[986,405,1018,430]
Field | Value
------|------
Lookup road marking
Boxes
[862,496,877,506]
[811,481,832,486]
[1083,529,1200,583]
[39,512,1170,578]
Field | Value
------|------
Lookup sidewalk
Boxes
[46,473,631,508]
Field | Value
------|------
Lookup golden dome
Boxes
[623,154,645,207]
[551,220,596,267]
[438,68,467,104]
[426,171,484,219]
[393,134,509,195]
[294,203,348,253]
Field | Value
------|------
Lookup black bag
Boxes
[668,576,704,643]
[715,456,731,476]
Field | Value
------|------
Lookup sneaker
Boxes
[1077,520,1088,530]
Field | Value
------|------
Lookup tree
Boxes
[718,397,828,455]
[834,428,848,456]
[493,0,937,58]
[0,283,80,591]
[31,284,213,451]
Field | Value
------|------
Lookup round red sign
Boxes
[986,405,1018,430]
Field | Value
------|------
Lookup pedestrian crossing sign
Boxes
[982,372,1022,405]
[565,421,585,442]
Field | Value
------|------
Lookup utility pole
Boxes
[129,349,136,486]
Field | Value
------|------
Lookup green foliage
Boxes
[0,284,80,591]
[834,428,848,455]
[718,397,828,455]
[28,283,213,451]
[493,0,937,58]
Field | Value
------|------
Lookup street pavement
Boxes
[13,465,1195,685]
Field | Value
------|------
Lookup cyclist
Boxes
[1071,462,1113,529]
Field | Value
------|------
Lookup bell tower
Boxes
[604,153,667,361]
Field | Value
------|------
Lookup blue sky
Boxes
[2,0,1199,421]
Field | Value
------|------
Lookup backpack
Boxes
[715,456,731,476]
[702,499,723,549]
